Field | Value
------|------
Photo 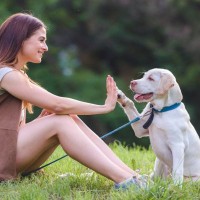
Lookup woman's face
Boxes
[18,27,48,65]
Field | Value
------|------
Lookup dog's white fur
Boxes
[117,68,200,185]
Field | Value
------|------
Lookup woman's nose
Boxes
[43,43,48,51]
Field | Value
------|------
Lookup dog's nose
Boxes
[130,80,137,88]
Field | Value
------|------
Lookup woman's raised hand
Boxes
[104,75,118,112]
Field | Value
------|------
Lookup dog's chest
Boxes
[149,126,168,150]
[148,124,174,165]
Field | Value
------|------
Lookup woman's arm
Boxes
[1,70,117,115]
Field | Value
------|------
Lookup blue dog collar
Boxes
[143,102,182,129]
[153,102,181,113]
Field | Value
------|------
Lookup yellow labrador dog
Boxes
[117,68,200,185]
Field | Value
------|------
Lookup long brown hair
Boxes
[0,13,46,113]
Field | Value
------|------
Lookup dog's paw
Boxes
[117,89,127,107]
[117,89,134,108]
[117,89,125,99]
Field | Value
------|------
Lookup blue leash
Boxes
[22,116,141,177]
[101,117,140,139]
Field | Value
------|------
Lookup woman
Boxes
[0,13,143,189]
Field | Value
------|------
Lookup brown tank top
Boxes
[0,92,22,181]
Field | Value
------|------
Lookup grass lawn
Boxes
[1,142,200,200]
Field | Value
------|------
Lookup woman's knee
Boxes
[49,114,76,129]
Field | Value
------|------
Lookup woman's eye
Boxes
[39,37,46,43]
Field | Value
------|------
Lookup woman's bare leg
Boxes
[16,114,133,183]
[21,142,59,173]
[70,115,138,177]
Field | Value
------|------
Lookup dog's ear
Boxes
[157,72,175,95]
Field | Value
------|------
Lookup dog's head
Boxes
[130,68,183,109]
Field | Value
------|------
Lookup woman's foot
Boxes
[114,174,152,190]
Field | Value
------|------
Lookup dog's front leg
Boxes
[117,89,139,118]
[117,89,149,137]
[171,144,185,185]
[151,157,170,180]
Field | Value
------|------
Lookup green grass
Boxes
[1,142,200,200]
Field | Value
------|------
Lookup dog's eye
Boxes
[148,76,154,81]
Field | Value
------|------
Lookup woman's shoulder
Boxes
[0,67,16,94]
[0,66,15,81]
